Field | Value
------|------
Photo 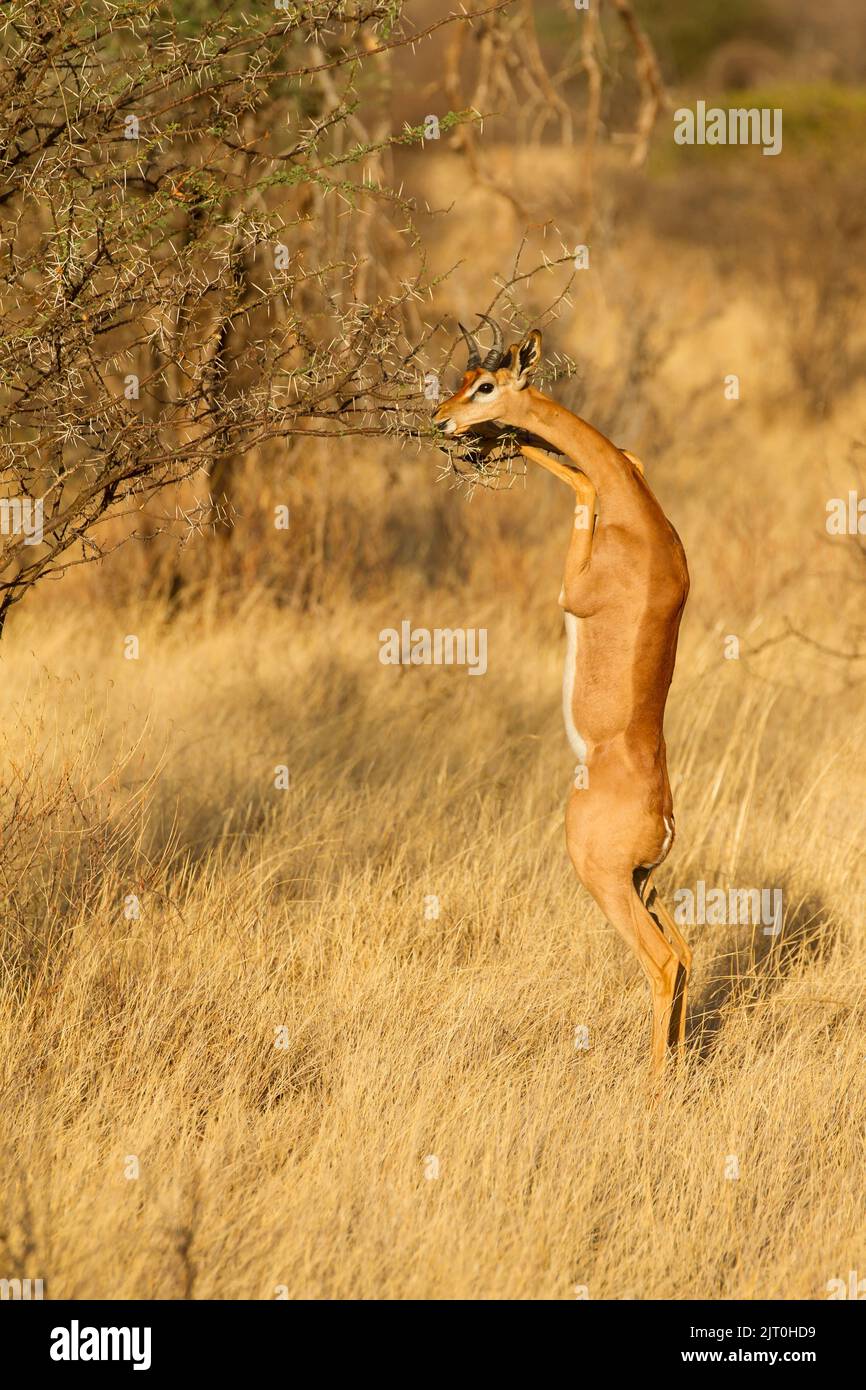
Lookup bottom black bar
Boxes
[6,1298,862,1375]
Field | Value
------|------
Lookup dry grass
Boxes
[1,566,864,1298]
[2,140,866,1300]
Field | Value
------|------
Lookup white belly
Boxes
[562,612,587,764]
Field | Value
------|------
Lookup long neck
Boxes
[512,388,640,504]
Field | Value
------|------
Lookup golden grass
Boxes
[1,570,864,1298]
[3,150,866,1298]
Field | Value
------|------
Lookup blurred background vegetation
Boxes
[1,0,864,623]
[2,0,866,1303]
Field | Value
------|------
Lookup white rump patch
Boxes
[659,814,674,862]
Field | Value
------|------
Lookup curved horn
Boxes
[457,321,481,369]
[477,313,504,370]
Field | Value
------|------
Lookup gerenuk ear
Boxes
[509,329,542,387]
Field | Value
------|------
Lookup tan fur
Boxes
[434,333,690,1082]
[620,448,644,475]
